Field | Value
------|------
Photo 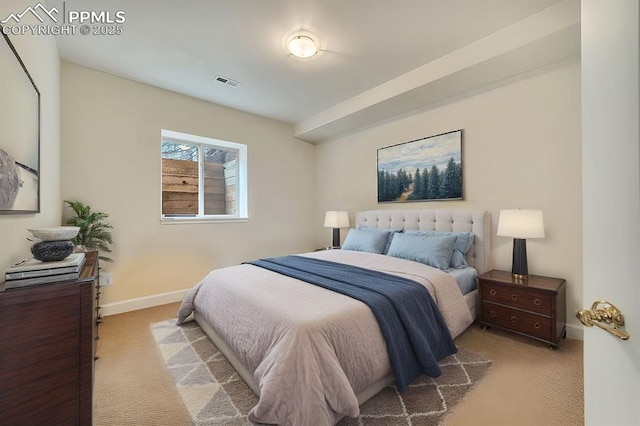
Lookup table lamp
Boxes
[324,211,349,248]
[497,209,545,279]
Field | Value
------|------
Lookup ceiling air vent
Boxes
[215,75,240,87]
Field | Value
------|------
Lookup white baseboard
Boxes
[100,289,189,317]
[565,323,584,340]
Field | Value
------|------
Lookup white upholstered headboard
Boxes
[355,209,491,275]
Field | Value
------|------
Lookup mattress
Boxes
[449,266,478,295]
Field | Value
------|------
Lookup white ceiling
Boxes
[51,0,579,142]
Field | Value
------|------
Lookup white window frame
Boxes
[160,129,248,224]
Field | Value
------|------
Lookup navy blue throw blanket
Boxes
[245,255,457,392]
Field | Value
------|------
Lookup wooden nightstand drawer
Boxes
[481,303,552,341]
[481,283,552,316]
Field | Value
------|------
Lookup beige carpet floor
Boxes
[94,303,584,425]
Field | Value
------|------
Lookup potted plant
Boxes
[65,200,114,262]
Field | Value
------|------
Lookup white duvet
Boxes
[177,250,473,425]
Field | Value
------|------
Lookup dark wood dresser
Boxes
[478,269,567,347]
[0,251,99,425]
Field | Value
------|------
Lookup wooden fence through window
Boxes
[162,158,234,215]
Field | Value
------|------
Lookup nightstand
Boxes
[478,270,567,347]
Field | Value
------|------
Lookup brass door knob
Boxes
[576,300,629,340]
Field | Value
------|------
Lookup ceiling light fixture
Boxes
[286,34,318,59]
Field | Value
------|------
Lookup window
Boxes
[161,129,247,222]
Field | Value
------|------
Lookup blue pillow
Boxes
[387,233,457,271]
[405,230,474,268]
[341,228,389,254]
[357,227,401,254]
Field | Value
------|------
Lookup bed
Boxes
[355,210,491,319]
[177,209,490,425]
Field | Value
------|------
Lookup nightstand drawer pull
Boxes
[489,311,496,318]
[534,322,541,329]
[511,294,518,301]
[511,316,518,323]
[489,289,497,296]
[534,298,542,306]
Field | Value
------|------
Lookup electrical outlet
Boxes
[100,272,113,286]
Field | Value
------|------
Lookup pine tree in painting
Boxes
[420,168,430,199]
[441,157,462,199]
[428,165,441,199]
[410,168,422,200]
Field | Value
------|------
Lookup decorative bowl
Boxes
[28,226,80,241]
[31,240,75,261]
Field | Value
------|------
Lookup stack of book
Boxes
[4,253,86,289]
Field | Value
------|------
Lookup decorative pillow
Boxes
[405,230,474,268]
[357,227,401,254]
[341,228,390,254]
[386,233,457,271]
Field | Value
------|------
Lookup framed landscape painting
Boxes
[377,130,462,203]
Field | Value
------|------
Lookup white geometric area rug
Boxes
[151,319,492,426]
[151,319,256,425]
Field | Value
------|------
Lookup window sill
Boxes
[160,217,249,225]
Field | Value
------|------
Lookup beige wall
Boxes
[0,0,61,272]
[60,62,316,305]
[315,61,583,333]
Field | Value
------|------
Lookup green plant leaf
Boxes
[65,200,114,262]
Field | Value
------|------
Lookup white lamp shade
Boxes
[324,211,350,228]
[497,209,545,238]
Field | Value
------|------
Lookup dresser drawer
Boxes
[481,303,552,341]
[481,282,552,316]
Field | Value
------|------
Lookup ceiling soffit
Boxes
[294,0,580,143]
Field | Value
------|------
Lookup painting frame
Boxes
[0,29,41,214]
[377,129,463,203]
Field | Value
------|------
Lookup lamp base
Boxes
[511,238,528,279]
[332,228,341,248]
